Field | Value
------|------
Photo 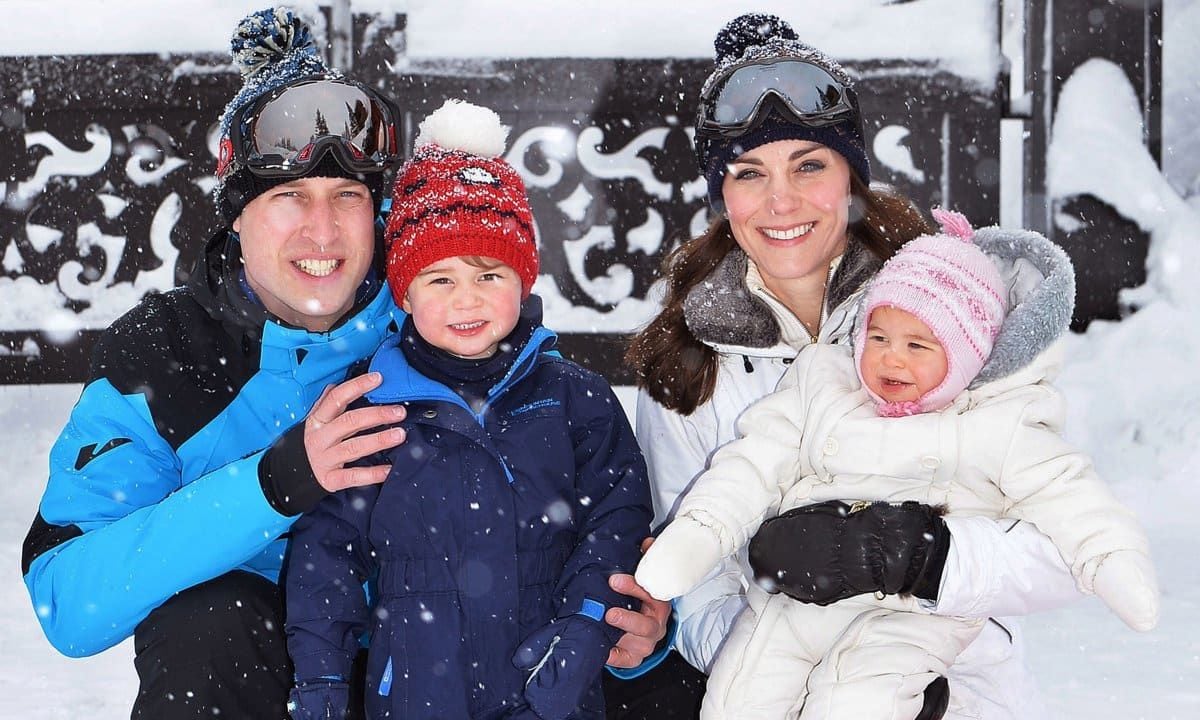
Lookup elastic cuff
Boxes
[259,422,326,516]
[291,649,355,685]
[912,517,952,601]
[605,610,678,680]
[295,675,346,686]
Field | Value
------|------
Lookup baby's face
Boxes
[402,255,523,359]
[859,306,948,404]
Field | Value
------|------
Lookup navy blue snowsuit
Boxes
[285,323,653,720]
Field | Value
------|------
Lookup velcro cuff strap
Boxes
[577,597,606,622]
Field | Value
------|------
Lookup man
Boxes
[21,8,666,718]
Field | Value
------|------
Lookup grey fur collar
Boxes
[682,239,881,348]
[970,226,1076,386]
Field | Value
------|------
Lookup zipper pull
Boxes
[847,500,871,514]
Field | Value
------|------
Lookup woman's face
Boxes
[721,140,851,297]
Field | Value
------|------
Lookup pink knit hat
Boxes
[854,209,1008,416]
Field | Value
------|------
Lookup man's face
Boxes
[233,176,376,332]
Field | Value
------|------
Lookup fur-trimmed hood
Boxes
[971,226,1075,386]
[682,238,881,353]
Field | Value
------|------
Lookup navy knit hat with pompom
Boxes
[213,7,383,223]
[698,13,871,212]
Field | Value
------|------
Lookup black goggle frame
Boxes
[219,76,401,182]
[696,59,859,142]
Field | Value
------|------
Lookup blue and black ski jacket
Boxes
[21,229,402,657]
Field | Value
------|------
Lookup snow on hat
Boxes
[213,7,382,223]
[384,99,538,303]
[698,13,870,212]
[854,208,1008,416]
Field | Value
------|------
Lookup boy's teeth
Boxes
[452,321,485,330]
[763,223,814,240]
[294,259,339,277]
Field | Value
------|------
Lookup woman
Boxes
[625,13,1082,720]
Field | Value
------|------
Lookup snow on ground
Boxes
[0,385,137,719]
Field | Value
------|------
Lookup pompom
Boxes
[414,99,510,158]
[931,207,975,242]
[714,13,798,64]
[230,7,319,78]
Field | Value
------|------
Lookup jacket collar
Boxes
[366,324,558,410]
[188,228,390,348]
[681,238,881,353]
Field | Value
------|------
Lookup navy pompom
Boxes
[714,13,798,64]
[214,6,335,219]
[230,7,319,78]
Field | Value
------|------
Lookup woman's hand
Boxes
[748,500,951,605]
[604,538,672,668]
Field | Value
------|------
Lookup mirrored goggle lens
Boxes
[245,81,397,166]
[707,61,850,126]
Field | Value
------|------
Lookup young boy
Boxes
[635,210,1160,720]
[285,100,654,720]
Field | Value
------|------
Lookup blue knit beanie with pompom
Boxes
[213,7,382,223]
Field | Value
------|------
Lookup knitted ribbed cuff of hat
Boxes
[218,153,385,224]
[703,112,870,212]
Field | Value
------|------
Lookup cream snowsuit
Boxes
[636,227,1159,720]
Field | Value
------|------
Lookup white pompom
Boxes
[414,99,510,157]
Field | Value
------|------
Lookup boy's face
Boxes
[859,306,948,405]
[402,256,523,360]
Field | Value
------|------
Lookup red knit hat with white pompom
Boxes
[854,208,1008,416]
[384,99,538,303]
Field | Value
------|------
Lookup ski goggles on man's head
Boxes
[697,59,858,139]
[217,77,402,182]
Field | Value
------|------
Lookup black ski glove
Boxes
[748,500,950,605]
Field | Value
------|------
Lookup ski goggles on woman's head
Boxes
[697,59,858,139]
[217,77,402,182]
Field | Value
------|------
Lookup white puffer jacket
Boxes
[636,231,1092,720]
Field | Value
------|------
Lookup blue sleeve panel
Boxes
[577,597,607,622]
[24,377,295,657]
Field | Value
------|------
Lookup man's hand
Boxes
[305,372,406,492]
[605,537,672,668]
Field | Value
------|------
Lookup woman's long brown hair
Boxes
[625,175,933,415]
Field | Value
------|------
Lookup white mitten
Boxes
[1091,550,1160,632]
[635,515,727,601]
